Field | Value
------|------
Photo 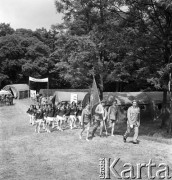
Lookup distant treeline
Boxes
[0,0,172,94]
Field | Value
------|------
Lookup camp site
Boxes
[0,78,172,180]
[1,1,172,180]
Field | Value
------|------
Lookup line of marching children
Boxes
[26,101,82,133]
[27,99,140,144]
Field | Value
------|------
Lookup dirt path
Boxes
[0,99,172,180]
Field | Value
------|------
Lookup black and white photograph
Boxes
[0,0,172,179]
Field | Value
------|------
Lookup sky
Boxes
[0,0,63,30]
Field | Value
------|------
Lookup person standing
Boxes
[45,104,55,133]
[54,104,66,131]
[35,106,44,133]
[79,103,91,141]
[123,100,140,144]
[108,99,119,136]
[91,101,107,138]
[76,104,83,127]
[69,101,77,129]
[26,105,34,125]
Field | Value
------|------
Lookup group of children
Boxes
[27,99,140,144]
[26,99,120,142]
[27,101,83,133]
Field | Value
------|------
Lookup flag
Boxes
[51,95,56,105]
[9,87,14,97]
[90,77,100,109]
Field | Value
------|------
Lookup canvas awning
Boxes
[103,92,150,105]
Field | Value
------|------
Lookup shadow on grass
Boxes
[91,120,172,143]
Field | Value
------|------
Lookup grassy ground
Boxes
[0,99,172,180]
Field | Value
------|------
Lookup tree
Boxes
[0,30,51,87]
[0,23,14,37]
[116,0,172,131]
[54,0,138,97]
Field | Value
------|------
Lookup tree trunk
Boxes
[169,100,172,134]
[160,89,168,128]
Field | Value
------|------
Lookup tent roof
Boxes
[39,89,89,97]
[54,91,87,102]
[103,92,150,105]
[3,84,29,91]
[55,89,89,92]
[144,91,170,103]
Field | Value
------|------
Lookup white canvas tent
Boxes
[3,84,29,99]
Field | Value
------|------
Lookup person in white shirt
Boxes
[123,100,140,144]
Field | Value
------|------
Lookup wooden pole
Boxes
[169,73,172,133]
[28,78,30,99]
[47,78,49,99]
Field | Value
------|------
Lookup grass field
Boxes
[0,99,172,180]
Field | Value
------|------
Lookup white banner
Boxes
[30,90,36,98]
[70,93,78,104]
[29,76,48,82]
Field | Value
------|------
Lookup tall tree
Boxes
[0,23,14,37]
[54,0,137,96]
[121,0,172,130]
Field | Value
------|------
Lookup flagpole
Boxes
[47,78,49,99]
[28,77,30,99]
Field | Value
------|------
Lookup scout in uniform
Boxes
[65,103,71,123]
[26,105,34,125]
[79,103,91,141]
[54,104,65,131]
[76,104,83,127]
[32,105,37,125]
[35,106,44,133]
[69,101,77,129]
[45,104,55,133]
[108,99,119,136]
[123,100,140,144]
[91,100,107,138]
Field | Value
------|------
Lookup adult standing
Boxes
[91,101,107,138]
[108,99,119,136]
[79,103,91,141]
[123,100,140,144]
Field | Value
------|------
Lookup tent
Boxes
[39,89,89,98]
[144,91,170,104]
[3,84,29,99]
[53,89,89,103]
[103,92,151,105]
[83,91,166,121]
[0,90,11,95]
[103,92,153,121]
